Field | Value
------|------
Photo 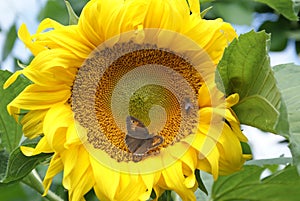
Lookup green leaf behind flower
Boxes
[216,30,281,133]
[0,70,30,152]
[0,70,52,183]
[65,1,79,25]
[211,165,300,201]
[255,0,299,21]
[0,138,52,183]
[273,64,300,173]
[2,24,17,61]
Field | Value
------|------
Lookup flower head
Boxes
[5,0,249,200]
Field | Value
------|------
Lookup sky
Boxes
[0,0,298,160]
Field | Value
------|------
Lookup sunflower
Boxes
[4,0,250,200]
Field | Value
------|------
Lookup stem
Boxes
[21,170,64,201]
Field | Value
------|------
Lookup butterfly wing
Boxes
[125,135,143,153]
[133,135,164,155]
[133,138,153,155]
[125,116,164,162]
[126,116,152,139]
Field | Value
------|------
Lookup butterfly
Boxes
[125,116,164,162]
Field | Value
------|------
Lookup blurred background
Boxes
[0,0,299,200]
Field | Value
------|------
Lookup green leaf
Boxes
[195,171,213,201]
[240,141,252,155]
[258,17,290,51]
[255,0,299,21]
[195,170,208,195]
[158,190,174,201]
[200,6,213,18]
[213,1,254,25]
[245,157,292,166]
[65,1,79,25]
[211,165,300,201]
[273,64,300,173]
[0,138,52,183]
[0,70,31,152]
[0,150,9,180]
[216,30,281,133]
[2,24,17,61]
[38,0,69,25]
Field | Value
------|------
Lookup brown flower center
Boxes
[72,30,215,163]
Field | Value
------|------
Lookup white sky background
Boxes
[0,0,299,160]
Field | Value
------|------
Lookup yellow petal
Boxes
[90,154,120,201]
[226,93,239,108]
[180,148,198,188]
[43,153,63,195]
[116,174,147,201]
[161,159,196,200]
[139,173,159,200]
[35,26,93,59]
[7,84,70,111]
[36,18,63,33]
[18,24,45,55]
[64,122,81,148]
[63,146,90,191]
[20,136,53,156]
[201,147,219,180]
[187,0,200,16]
[3,70,23,89]
[69,167,94,201]
[21,109,47,138]
[43,104,72,149]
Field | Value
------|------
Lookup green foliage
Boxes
[0,70,52,184]
[38,0,69,25]
[201,0,300,52]
[273,64,300,173]
[65,1,79,25]
[245,157,292,166]
[211,165,300,201]
[216,30,281,133]
[195,170,208,195]
[255,0,299,21]
[1,24,17,61]
[0,138,52,183]
[0,70,30,152]
[38,0,88,25]
[259,16,290,51]
[0,181,46,201]
[213,0,254,25]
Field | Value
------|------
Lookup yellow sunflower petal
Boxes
[20,136,53,156]
[36,18,64,33]
[3,70,22,89]
[64,122,81,148]
[226,93,239,108]
[143,0,190,31]
[161,159,196,200]
[115,174,147,201]
[90,155,120,200]
[62,146,92,200]
[43,153,63,195]
[21,109,47,138]
[18,24,45,55]
[139,173,160,200]
[180,148,198,188]
[7,84,70,112]
[187,0,200,16]
[43,104,72,149]
[69,167,95,201]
